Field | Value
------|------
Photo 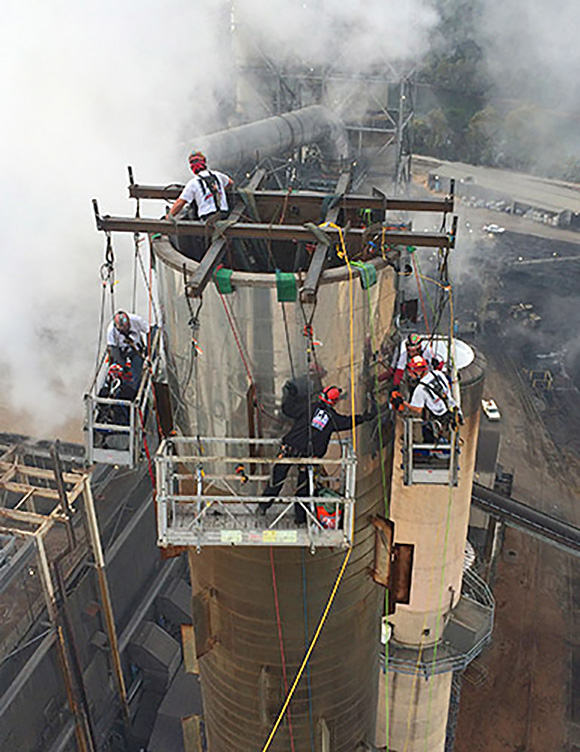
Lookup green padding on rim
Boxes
[214,267,234,294]
[275,270,297,302]
[317,487,342,499]
[352,261,377,290]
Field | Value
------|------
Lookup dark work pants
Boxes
[261,454,311,523]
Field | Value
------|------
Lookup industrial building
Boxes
[3,15,580,752]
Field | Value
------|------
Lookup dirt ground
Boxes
[454,341,580,751]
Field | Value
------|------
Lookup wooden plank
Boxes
[0,462,85,484]
[0,483,60,501]
[181,716,203,752]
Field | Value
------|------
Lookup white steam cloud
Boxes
[0,0,440,439]
[234,0,437,69]
[480,0,580,109]
[0,0,229,437]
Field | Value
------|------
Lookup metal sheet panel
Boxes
[155,240,397,751]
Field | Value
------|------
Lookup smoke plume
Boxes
[0,0,443,439]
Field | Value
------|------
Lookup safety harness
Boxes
[197,170,222,214]
[420,372,452,411]
[419,372,461,432]
[119,330,146,358]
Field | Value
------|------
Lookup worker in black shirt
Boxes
[260,385,376,523]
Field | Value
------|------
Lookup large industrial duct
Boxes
[195,104,351,172]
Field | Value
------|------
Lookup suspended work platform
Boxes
[156,437,357,549]
[84,331,162,468]
[403,416,460,486]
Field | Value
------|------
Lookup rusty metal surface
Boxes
[391,543,414,607]
[371,515,395,588]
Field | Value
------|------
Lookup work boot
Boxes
[294,503,306,525]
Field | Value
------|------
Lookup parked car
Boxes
[482,399,501,421]
[483,223,505,234]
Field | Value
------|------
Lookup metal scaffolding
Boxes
[0,441,129,751]
[234,33,416,192]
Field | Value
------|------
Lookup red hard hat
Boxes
[113,311,130,333]
[107,363,124,380]
[319,385,342,406]
[188,151,207,173]
[407,356,428,378]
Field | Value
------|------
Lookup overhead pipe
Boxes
[472,481,580,555]
[194,104,351,173]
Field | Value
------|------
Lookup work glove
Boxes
[390,390,405,412]
[432,356,445,371]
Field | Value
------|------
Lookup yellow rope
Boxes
[320,222,357,451]
[417,273,450,290]
[261,546,353,752]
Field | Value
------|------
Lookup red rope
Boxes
[216,287,254,383]
[412,253,431,335]
[137,406,156,490]
[269,546,296,752]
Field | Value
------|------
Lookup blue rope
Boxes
[301,549,316,752]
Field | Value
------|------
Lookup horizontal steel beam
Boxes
[128,184,454,214]
[95,215,454,248]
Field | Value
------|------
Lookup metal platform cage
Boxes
[403,416,460,486]
[155,436,357,550]
[385,566,495,677]
[84,330,161,468]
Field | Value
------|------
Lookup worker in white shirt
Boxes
[391,333,441,387]
[165,151,234,225]
[106,311,150,389]
[391,356,461,442]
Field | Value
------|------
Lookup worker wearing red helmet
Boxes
[391,356,458,421]
[391,332,441,387]
[94,360,137,446]
[260,385,376,523]
[165,151,234,224]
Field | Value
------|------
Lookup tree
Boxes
[465,106,501,164]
